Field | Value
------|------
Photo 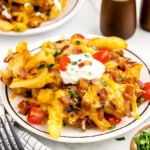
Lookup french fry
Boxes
[0,20,14,31]
[47,99,64,138]
[9,69,51,88]
[90,36,128,49]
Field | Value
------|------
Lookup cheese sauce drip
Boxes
[60,53,105,84]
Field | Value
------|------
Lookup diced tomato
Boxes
[105,114,121,125]
[59,55,71,71]
[93,48,110,63]
[71,33,85,39]
[27,106,45,124]
[141,82,150,100]
[18,101,31,115]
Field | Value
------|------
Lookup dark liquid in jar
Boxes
[140,0,150,31]
[100,0,136,39]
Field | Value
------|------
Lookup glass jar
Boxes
[100,0,136,39]
[140,0,150,31]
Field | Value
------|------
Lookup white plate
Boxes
[0,0,84,36]
[1,35,150,143]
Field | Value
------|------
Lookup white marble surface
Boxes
[0,0,150,150]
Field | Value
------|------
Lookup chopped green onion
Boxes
[38,64,54,70]
[102,80,107,86]
[67,89,78,97]
[119,76,126,82]
[67,89,79,103]
[70,68,74,71]
[16,28,20,32]
[71,61,77,65]
[137,97,145,104]
[46,12,49,16]
[88,72,92,76]
[47,64,54,70]
[78,59,82,62]
[67,105,73,112]
[84,53,90,58]
[37,64,46,69]
[73,97,79,104]
[110,125,116,129]
[76,40,81,45]
[115,136,126,141]
[54,50,62,57]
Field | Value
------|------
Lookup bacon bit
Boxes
[81,100,91,109]
[56,40,64,43]
[91,78,101,85]
[112,49,124,56]
[123,77,143,90]
[134,78,145,89]
[76,86,85,97]
[67,85,77,91]
[111,71,120,83]
[98,108,104,120]
[61,45,69,51]
[123,77,133,84]
[1,77,12,86]
[122,85,136,117]
[18,68,26,79]
[78,60,92,68]
[97,88,108,104]
[70,47,82,54]
[4,52,17,62]
[105,68,112,73]
[108,100,118,111]
[123,90,131,101]
[35,0,53,11]
[123,98,131,117]
[119,59,137,71]
[125,85,135,96]
[59,95,76,106]
[78,62,84,68]
[136,89,145,98]
[84,60,92,65]
[76,117,96,130]
[111,56,119,63]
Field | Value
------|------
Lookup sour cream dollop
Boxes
[60,53,105,84]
